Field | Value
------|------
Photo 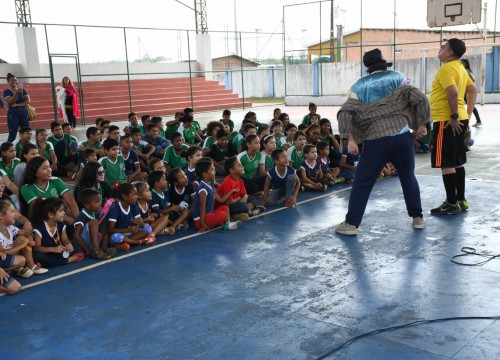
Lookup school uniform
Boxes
[266,165,297,206]
[73,210,99,252]
[193,180,227,229]
[33,222,70,267]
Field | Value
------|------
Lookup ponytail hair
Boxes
[30,197,64,227]
[115,183,135,200]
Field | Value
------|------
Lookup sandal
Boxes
[92,249,112,261]
[160,227,175,236]
[18,267,34,279]
[104,247,116,257]
[31,263,49,275]
[145,234,156,244]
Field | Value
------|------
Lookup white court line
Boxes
[18,186,352,292]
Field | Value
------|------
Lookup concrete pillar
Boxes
[15,27,41,80]
[195,33,213,80]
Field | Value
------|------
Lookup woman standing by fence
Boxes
[3,73,30,142]
[59,76,80,128]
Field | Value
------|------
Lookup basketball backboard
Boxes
[427,0,482,28]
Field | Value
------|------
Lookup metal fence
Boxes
[0,21,283,126]
[282,0,500,97]
[1,1,499,127]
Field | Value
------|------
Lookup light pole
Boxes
[255,28,261,62]
[301,29,307,63]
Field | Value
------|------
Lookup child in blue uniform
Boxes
[31,197,85,267]
[73,188,114,260]
[299,144,328,191]
[107,183,153,251]
[316,142,343,185]
[148,171,190,230]
[181,146,203,186]
[193,161,241,233]
[263,148,300,207]
[135,181,174,237]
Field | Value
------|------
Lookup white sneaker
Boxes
[412,217,425,230]
[223,221,242,230]
[335,221,357,236]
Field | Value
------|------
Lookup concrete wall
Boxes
[223,52,497,105]
[0,61,201,84]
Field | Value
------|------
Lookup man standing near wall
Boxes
[429,38,477,215]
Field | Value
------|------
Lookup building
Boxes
[212,55,259,71]
[307,28,500,64]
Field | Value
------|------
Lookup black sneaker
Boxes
[252,206,266,216]
[430,201,461,215]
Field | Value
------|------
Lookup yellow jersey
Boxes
[429,59,473,122]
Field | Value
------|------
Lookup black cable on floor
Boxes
[315,315,500,359]
[451,247,500,266]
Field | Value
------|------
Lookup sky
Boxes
[0,0,496,63]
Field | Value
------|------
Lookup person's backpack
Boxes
[98,198,116,225]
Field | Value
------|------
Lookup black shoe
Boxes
[430,201,461,215]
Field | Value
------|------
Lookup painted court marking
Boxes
[18,186,353,292]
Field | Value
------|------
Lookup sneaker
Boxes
[430,201,461,215]
[174,221,189,231]
[223,220,242,230]
[412,217,425,229]
[115,243,131,251]
[458,199,469,211]
[231,213,249,222]
[471,121,482,127]
[251,206,266,216]
[334,177,345,184]
[335,221,357,236]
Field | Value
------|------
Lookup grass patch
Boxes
[245,97,285,104]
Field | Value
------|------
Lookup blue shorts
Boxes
[80,223,103,252]
[0,254,15,268]
[0,274,15,289]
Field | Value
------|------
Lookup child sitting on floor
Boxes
[148,171,190,231]
[299,144,328,191]
[208,129,237,175]
[263,148,300,207]
[167,168,195,230]
[106,183,154,251]
[0,200,48,277]
[216,157,265,222]
[73,188,114,260]
[31,197,85,267]
[316,142,343,185]
[193,161,242,233]
[135,181,175,237]
[163,132,190,171]
[120,135,147,183]
[287,130,306,170]
[181,146,203,186]
[99,138,127,188]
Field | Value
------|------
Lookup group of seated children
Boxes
[0,105,366,295]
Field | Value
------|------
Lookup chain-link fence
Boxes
[0,21,284,129]
[282,0,500,98]
[1,1,499,129]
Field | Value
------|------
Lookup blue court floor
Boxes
[2,104,500,359]
[2,173,500,359]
